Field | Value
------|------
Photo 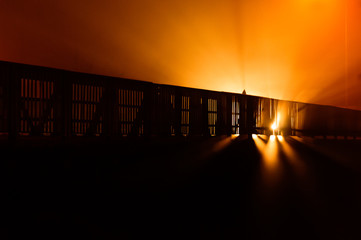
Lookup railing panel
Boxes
[112,80,150,137]
[181,95,190,136]
[116,88,144,136]
[70,75,105,137]
[19,78,55,136]
[207,98,217,136]
[13,63,61,137]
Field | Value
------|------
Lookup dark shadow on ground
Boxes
[2,136,361,239]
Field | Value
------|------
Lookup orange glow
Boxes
[231,134,240,139]
[253,135,311,188]
[193,135,242,168]
[252,134,282,190]
[211,136,236,153]
[278,137,307,179]
[290,135,361,174]
[1,1,361,109]
[253,135,279,170]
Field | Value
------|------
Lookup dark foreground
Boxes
[2,135,361,239]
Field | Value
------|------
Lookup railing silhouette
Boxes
[1,60,361,143]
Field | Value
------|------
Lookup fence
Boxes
[1,60,361,143]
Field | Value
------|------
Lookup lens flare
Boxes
[270,135,276,141]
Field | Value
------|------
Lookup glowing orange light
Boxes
[253,134,279,181]
[271,121,278,135]
[232,134,240,139]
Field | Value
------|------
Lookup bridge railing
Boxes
[2,60,361,144]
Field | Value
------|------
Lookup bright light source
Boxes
[277,135,283,141]
[271,122,278,135]
[270,135,276,141]
[252,134,257,140]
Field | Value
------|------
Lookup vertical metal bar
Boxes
[87,84,90,134]
[121,89,123,135]
[74,83,77,134]
[32,79,35,125]
[77,83,80,134]
[73,83,76,135]
[8,63,16,142]
[84,84,87,133]
[125,90,128,134]
[81,84,85,134]
[41,80,45,133]
[72,83,75,135]
[120,89,122,135]
[20,78,24,133]
[131,90,133,130]
[141,90,144,135]
[95,85,98,134]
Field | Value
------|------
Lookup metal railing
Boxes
[1,60,361,143]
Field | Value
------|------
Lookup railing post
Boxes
[202,94,209,137]
[106,78,116,140]
[61,71,72,142]
[54,69,63,140]
[246,96,255,135]
[175,89,182,136]
[8,62,18,144]
[225,94,232,136]
[102,77,112,139]
[144,84,153,138]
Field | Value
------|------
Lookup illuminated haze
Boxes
[1,0,361,109]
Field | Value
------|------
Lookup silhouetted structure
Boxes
[3,61,361,240]
[1,60,361,144]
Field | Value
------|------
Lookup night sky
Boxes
[1,0,361,109]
